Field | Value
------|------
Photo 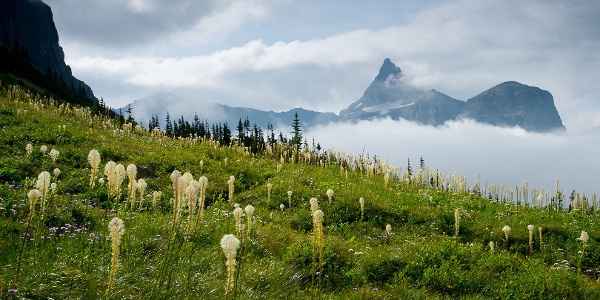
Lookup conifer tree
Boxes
[291,112,302,148]
[165,112,173,136]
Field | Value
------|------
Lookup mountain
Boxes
[121,91,338,130]
[459,81,565,132]
[340,58,566,132]
[0,0,97,104]
[387,89,466,126]
[124,58,566,133]
[339,58,424,120]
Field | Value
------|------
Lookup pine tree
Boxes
[237,118,245,146]
[223,123,232,145]
[291,112,302,148]
[165,112,173,136]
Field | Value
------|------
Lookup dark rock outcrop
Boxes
[0,0,97,102]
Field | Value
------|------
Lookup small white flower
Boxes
[579,231,589,244]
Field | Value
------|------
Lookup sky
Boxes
[45,0,600,133]
[43,0,600,198]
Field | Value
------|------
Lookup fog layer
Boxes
[306,118,600,199]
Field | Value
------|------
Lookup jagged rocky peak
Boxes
[375,58,403,82]
[339,58,424,119]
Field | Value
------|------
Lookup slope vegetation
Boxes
[0,83,599,299]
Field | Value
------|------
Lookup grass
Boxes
[0,82,599,299]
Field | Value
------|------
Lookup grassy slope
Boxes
[0,82,599,299]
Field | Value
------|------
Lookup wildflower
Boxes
[245,205,255,236]
[36,171,51,215]
[280,203,285,212]
[454,208,460,237]
[578,231,590,273]
[233,207,243,236]
[184,184,198,239]
[198,176,208,221]
[228,176,235,202]
[538,227,543,248]
[502,225,511,249]
[40,145,47,155]
[267,183,273,202]
[170,170,182,203]
[326,189,334,203]
[50,183,57,195]
[359,197,365,221]
[310,198,318,214]
[27,189,41,218]
[53,168,61,178]
[49,149,59,162]
[385,224,392,235]
[220,234,241,295]
[312,210,324,278]
[287,190,293,208]
[502,225,511,241]
[106,217,125,296]
[489,241,495,252]
[25,143,33,157]
[579,231,589,244]
[126,164,137,205]
[527,224,535,254]
[137,179,147,207]
[88,150,101,188]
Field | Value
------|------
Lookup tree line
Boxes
[145,111,314,153]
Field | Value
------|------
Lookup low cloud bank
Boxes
[306,118,600,200]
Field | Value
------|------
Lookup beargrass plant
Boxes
[36,171,50,216]
[221,234,241,296]
[88,150,101,189]
[454,208,461,237]
[359,197,364,221]
[106,217,125,297]
[528,224,535,254]
[578,231,589,273]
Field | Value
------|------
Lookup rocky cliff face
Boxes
[0,0,96,101]
[459,81,565,132]
[339,58,566,132]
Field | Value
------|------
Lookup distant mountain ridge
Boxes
[124,59,566,133]
[340,58,565,132]
[122,91,338,130]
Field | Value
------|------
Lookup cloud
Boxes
[305,118,600,200]
[49,0,600,133]
[45,0,276,55]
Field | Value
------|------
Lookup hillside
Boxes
[1,82,599,299]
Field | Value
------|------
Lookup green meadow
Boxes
[1,83,599,299]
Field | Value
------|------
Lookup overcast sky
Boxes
[44,0,600,134]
